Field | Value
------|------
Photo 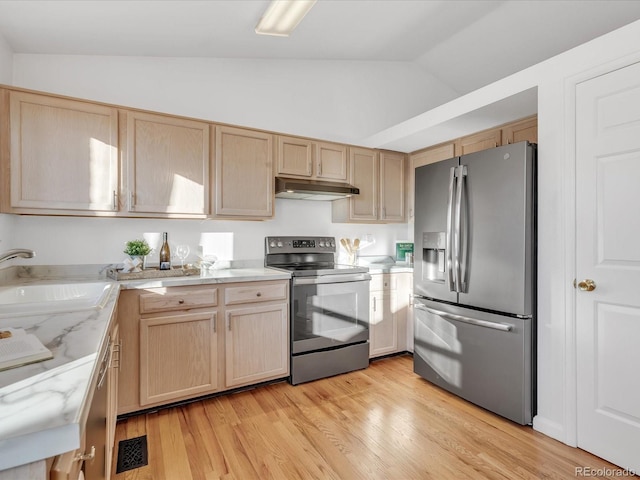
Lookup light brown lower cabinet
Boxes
[118,280,289,416]
[225,303,289,388]
[139,312,218,406]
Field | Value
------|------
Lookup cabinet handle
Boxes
[112,341,121,369]
[178,299,185,304]
[129,191,135,211]
[307,160,312,176]
[213,315,216,333]
[76,445,95,462]
[112,190,118,210]
[373,297,377,312]
[256,292,262,297]
[227,314,231,331]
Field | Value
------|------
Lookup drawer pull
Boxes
[76,445,95,461]
[178,299,185,304]
[256,292,262,297]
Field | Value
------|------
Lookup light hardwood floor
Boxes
[112,355,623,479]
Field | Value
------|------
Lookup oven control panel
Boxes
[265,236,336,254]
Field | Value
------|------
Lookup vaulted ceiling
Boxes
[1,0,640,98]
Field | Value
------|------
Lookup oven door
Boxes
[292,273,370,354]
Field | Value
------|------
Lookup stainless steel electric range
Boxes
[265,236,371,385]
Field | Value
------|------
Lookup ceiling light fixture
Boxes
[255,0,317,37]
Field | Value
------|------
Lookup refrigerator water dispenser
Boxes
[422,232,447,282]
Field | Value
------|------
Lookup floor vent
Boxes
[116,435,148,473]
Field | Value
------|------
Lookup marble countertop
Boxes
[0,281,120,471]
[365,263,413,274]
[0,264,291,472]
[356,255,414,274]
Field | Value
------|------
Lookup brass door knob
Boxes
[577,279,596,291]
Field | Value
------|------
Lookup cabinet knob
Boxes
[256,292,262,297]
[178,299,185,304]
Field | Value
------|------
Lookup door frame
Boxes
[562,52,640,447]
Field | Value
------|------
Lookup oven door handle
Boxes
[293,273,372,285]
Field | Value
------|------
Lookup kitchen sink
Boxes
[0,282,114,317]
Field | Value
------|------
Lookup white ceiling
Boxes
[1,0,640,97]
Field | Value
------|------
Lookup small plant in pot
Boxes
[124,239,152,270]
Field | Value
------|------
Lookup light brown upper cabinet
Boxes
[276,135,348,182]
[5,90,119,213]
[213,125,274,219]
[501,115,537,145]
[455,128,502,156]
[332,148,406,223]
[276,135,313,177]
[379,151,406,222]
[333,147,378,222]
[124,110,209,216]
[315,141,348,181]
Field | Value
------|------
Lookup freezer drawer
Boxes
[413,299,534,425]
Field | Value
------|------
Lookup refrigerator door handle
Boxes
[446,166,457,292]
[454,166,464,292]
[416,304,513,332]
[458,165,469,293]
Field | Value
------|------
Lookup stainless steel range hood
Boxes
[275,177,359,201]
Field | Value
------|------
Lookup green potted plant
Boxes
[124,239,152,270]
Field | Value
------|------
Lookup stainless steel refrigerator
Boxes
[413,141,536,425]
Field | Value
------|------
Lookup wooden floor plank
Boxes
[112,355,624,480]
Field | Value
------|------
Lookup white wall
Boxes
[11,200,407,266]
[0,31,11,83]
[12,55,457,146]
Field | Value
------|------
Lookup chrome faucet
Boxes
[0,249,36,264]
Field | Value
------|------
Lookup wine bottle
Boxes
[159,232,171,270]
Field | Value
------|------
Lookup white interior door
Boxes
[575,61,640,472]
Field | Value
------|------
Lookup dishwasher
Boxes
[82,334,112,480]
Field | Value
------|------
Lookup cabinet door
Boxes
[370,289,398,358]
[349,147,379,221]
[501,116,538,145]
[139,312,217,405]
[379,151,405,222]
[276,135,312,177]
[214,126,273,218]
[396,272,413,353]
[225,303,288,387]
[315,141,348,181]
[455,128,501,156]
[8,91,118,212]
[126,111,209,215]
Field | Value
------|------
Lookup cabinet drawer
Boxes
[370,274,397,292]
[139,287,218,313]
[225,282,288,305]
